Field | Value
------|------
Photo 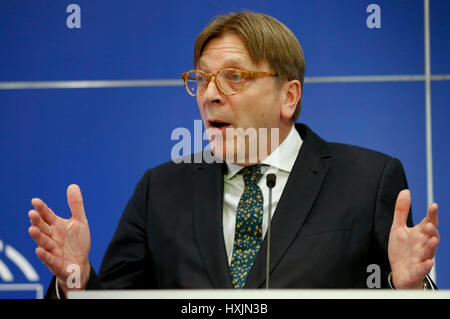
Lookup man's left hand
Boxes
[388,189,439,289]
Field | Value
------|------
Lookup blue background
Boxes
[0,0,449,297]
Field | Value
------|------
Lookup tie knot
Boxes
[241,164,262,186]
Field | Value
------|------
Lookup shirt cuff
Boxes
[388,272,435,290]
[55,278,62,299]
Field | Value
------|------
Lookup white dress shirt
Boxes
[223,125,302,265]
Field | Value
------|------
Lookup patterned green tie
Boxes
[230,164,264,288]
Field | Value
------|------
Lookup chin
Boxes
[210,135,259,165]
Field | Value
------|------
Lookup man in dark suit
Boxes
[28,12,439,297]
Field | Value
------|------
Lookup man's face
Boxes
[196,33,284,164]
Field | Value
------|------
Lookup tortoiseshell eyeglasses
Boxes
[180,68,277,97]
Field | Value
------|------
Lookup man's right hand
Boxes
[28,184,91,297]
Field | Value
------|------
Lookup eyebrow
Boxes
[197,57,251,71]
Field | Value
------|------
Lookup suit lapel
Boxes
[245,124,331,288]
[192,158,233,288]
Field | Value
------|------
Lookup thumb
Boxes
[67,184,88,222]
[392,189,411,228]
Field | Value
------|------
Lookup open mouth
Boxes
[209,120,231,130]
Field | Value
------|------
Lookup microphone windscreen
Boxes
[266,173,276,188]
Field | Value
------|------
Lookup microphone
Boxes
[265,173,276,289]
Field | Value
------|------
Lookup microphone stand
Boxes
[265,173,276,289]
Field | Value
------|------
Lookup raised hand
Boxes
[28,184,91,295]
[388,189,439,289]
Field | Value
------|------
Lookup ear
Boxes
[280,80,302,120]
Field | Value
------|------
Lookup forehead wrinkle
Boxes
[198,52,251,70]
[197,36,253,70]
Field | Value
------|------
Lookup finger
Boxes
[392,189,411,228]
[425,203,438,227]
[422,223,440,241]
[409,259,434,284]
[419,259,434,277]
[28,210,52,237]
[28,226,55,252]
[67,184,87,222]
[418,236,439,261]
[31,198,57,225]
[35,247,56,274]
[36,247,67,279]
[426,236,439,256]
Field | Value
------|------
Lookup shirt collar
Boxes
[225,125,303,179]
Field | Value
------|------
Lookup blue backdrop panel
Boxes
[0,290,38,299]
[0,0,425,81]
[432,81,450,288]
[430,0,450,74]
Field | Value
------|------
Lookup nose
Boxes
[202,76,223,105]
